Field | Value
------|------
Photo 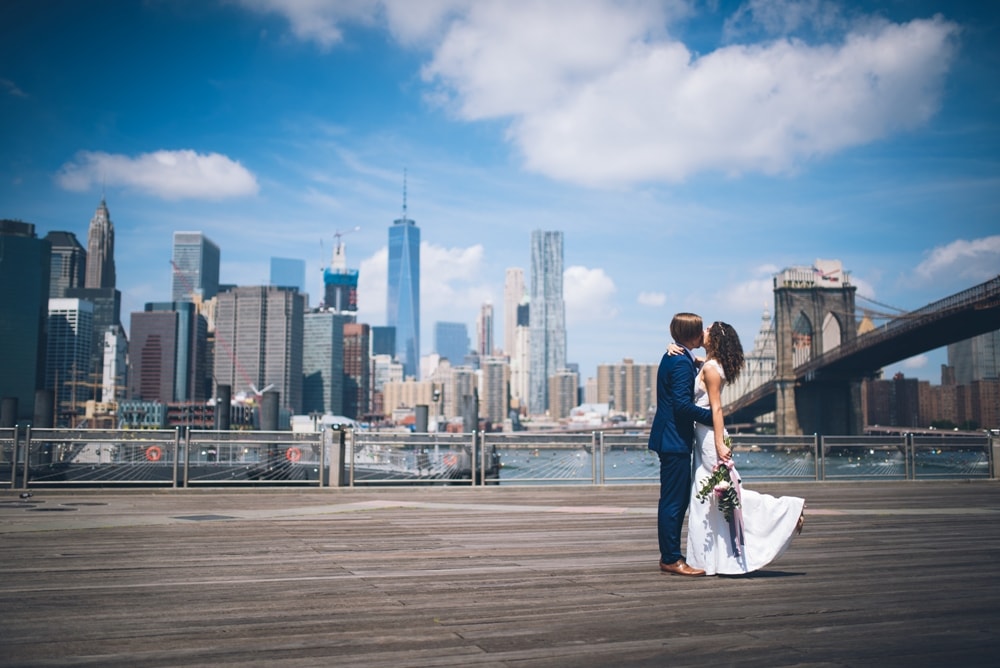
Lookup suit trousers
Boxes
[657,451,692,564]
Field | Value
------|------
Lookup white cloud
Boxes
[232,0,379,49]
[56,150,259,200]
[232,1,959,186]
[564,265,617,324]
[901,354,929,371]
[724,0,846,40]
[637,291,667,307]
[915,235,1000,283]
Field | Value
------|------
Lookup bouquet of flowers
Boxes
[696,438,745,555]
[696,459,741,522]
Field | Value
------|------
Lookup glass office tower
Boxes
[171,232,220,302]
[387,210,420,380]
[529,230,566,415]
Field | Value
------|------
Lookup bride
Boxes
[682,321,805,575]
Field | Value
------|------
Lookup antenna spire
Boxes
[402,168,408,221]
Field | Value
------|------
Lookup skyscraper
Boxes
[84,198,115,289]
[343,322,370,419]
[171,232,220,302]
[45,231,86,298]
[128,302,208,404]
[529,230,566,415]
[323,234,360,313]
[503,268,525,356]
[213,286,305,414]
[948,331,1000,384]
[0,220,50,422]
[270,257,306,293]
[46,298,94,419]
[435,322,469,366]
[387,187,420,379]
[302,310,348,415]
[477,302,494,357]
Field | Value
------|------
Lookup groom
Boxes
[648,312,714,576]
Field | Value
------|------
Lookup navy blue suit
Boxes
[647,348,713,564]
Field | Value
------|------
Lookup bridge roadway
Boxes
[2,482,999,667]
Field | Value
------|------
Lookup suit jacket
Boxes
[647,349,713,454]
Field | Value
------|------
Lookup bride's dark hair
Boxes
[706,321,744,382]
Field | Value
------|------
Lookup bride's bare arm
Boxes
[666,342,705,364]
[702,364,731,462]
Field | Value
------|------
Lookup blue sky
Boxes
[2,0,998,384]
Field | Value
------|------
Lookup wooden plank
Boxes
[0,482,998,666]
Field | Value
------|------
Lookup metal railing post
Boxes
[21,425,31,490]
[816,433,824,481]
[596,431,603,485]
[172,428,180,489]
[182,429,191,488]
[906,432,914,481]
[474,430,481,487]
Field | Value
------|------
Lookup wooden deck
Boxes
[1,481,999,667]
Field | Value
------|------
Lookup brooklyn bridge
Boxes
[723,264,1000,435]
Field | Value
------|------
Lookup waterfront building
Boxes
[529,230,567,415]
[270,257,306,294]
[302,310,348,416]
[548,368,579,420]
[46,298,94,419]
[343,322,370,419]
[503,268,525,357]
[214,286,305,415]
[435,321,470,367]
[480,356,510,424]
[44,231,86,299]
[84,199,115,290]
[128,302,208,404]
[596,359,657,419]
[171,232,220,302]
[387,187,420,380]
[0,220,50,422]
[477,302,495,357]
[949,330,1000,384]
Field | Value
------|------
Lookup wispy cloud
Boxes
[56,150,260,200]
[1,78,28,98]
[915,235,1000,283]
[637,291,667,307]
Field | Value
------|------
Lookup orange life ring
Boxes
[145,446,163,462]
[442,454,458,467]
[285,447,302,463]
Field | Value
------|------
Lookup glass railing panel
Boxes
[23,428,178,486]
[185,431,323,485]
[350,432,477,485]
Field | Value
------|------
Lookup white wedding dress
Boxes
[686,359,805,575]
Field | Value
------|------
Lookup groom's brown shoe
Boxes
[659,559,706,577]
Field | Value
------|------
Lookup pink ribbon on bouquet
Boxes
[726,461,746,557]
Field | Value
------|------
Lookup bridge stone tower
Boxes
[773,260,862,435]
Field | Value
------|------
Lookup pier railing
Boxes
[0,427,994,489]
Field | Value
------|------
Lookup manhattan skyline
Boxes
[2,1,998,383]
